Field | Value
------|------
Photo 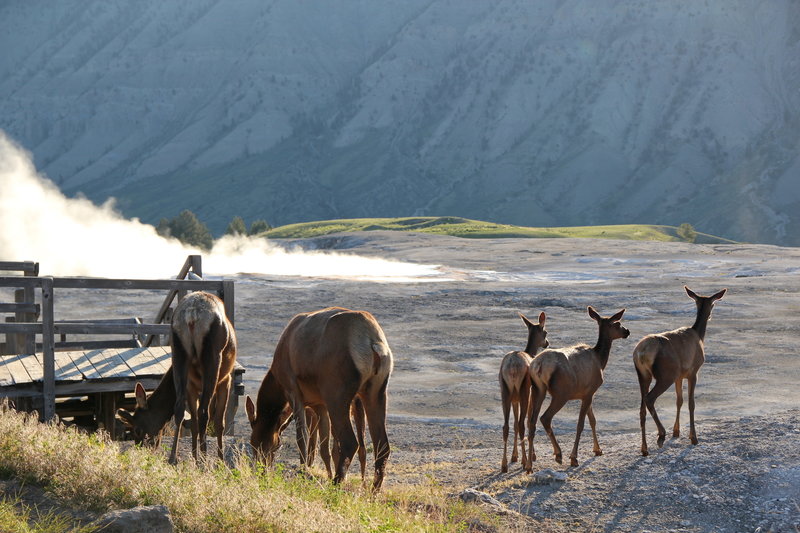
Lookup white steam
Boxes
[0,132,441,281]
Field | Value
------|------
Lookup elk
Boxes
[169,291,237,464]
[246,307,393,491]
[117,367,176,447]
[633,286,726,456]
[528,307,629,467]
[499,311,549,473]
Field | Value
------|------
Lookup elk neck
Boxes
[592,331,615,370]
[691,304,713,340]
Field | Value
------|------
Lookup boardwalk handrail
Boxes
[0,260,234,421]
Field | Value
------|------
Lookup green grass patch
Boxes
[0,408,530,532]
[261,217,734,244]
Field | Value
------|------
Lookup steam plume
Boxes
[0,132,440,281]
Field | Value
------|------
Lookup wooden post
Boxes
[221,280,234,326]
[23,263,38,355]
[189,255,202,278]
[40,277,55,421]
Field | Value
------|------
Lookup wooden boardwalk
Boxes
[0,347,175,391]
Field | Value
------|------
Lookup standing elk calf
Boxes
[499,312,549,473]
[169,291,237,464]
[246,307,393,492]
[528,307,629,467]
[633,286,726,456]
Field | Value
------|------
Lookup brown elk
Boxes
[633,286,726,456]
[117,367,176,447]
[169,291,237,464]
[246,307,393,491]
[528,307,629,467]
[499,311,549,473]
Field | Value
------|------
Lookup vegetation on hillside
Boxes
[156,210,214,250]
[0,408,515,533]
[257,217,734,244]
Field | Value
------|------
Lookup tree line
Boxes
[156,210,271,250]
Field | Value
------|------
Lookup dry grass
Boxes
[0,407,505,532]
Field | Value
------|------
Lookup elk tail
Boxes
[371,341,390,375]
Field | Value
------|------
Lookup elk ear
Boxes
[519,313,533,328]
[711,288,727,301]
[587,306,601,322]
[245,395,256,424]
[134,382,147,409]
[684,286,699,300]
[610,308,626,322]
[538,311,546,325]
[117,409,134,427]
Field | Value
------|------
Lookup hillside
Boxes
[1,1,798,244]
[262,217,735,244]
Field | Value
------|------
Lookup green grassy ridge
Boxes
[262,217,735,244]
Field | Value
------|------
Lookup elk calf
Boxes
[499,312,548,473]
[246,307,393,491]
[633,286,726,456]
[169,291,237,464]
[117,367,176,448]
[528,307,629,467]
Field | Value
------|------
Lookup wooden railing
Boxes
[0,256,234,421]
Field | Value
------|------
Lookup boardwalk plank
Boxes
[67,350,103,380]
[86,349,133,379]
[45,352,84,382]
[3,355,33,385]
[0,358,16,387]
[146,347,172,374]
[117,348,164,378]
[18,354,43,383]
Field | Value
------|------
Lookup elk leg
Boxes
[527,384,547,469]
[363,379,390,493]
[540,394,569,464]
[687,374,699,445]
[587,404,602,456]
[306,408,319,467]
[636,367,652,456]
[500,381,512,473]
[569,398,591,466]
[293,398,310,467]
[312,406,332,477]
[517,377,531,470]
[169,337,189,466]
[673,378,683,438]
[213,376,232,460]
[511,399,520,464]
[645,378,673,448]
[328,400,358,485]
[353,398,367,482]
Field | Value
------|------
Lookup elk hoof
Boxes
[690,436,698,445]
[570,457,579,467]
[594,449,603,457]
[656,434,666,447]
[672,429,680,438]
[501,464,508,473]
[641,449,649,457]
[511,454,518,463]
[554,454,563,464]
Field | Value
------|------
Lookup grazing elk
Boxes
[633,286,726,456]
[499,312,549,473]
[169,291,237,464]
[528,307,629,467]
[246,307,393,491]
[117,367,176,447]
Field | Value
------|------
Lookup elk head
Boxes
[520,311,549,353]
[116,382,166,448]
